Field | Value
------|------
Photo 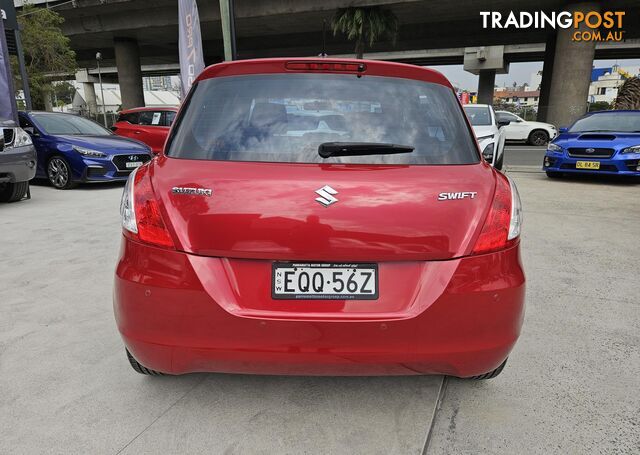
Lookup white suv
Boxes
[495,111,557,146]
[463,104,507,170]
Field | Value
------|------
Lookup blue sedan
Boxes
[18,111,152,189]
[543,110,640,179]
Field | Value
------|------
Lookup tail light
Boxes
[285,61,366,73]
[472,173,522,255]
[120,165,175,249]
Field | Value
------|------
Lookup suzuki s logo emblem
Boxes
[128,155,139,161]
[585,148,596,154]
[315,185,338,207]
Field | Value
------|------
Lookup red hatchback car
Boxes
[114,58,525,378]
[112,106,178,154]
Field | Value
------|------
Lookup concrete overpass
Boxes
[18,0,640,125]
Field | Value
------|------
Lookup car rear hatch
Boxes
[137,61,504,318]
[153,158,494,261]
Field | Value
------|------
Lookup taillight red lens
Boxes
[285,61,366,73]
[131,165,174,249]
[472,173,514,255]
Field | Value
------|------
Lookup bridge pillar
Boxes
[477,70,496,105]
[83,83,98,115]
[537,34,556,122]
[463,46,508,106]
[546,2,599,127]
[114,38,145,109]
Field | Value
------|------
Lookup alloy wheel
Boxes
[530,131,549,146]
[48,157,70,189]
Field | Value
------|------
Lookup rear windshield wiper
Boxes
[318,142,414,158]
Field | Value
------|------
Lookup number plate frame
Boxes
[271,263,379,300]
[576,161,600,169]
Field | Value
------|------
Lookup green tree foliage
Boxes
[588,101,612,112]
[331,7,398,59]
[52,81,75,107]
[15,4,77,110]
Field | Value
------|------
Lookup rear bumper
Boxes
[114,238,526,376]
[0,145,37,183]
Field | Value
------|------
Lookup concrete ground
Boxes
[1,164,638,454]
[503,143,547,168]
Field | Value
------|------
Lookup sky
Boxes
[429,59,640,92]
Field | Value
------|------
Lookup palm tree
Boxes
[331,7,398,59]
[613,76,640,110]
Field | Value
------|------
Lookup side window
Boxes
[139,111,163,126]
[138,111,154,125]
[498,112,518,122]
[163,111,176,127]
[118,112,139,124]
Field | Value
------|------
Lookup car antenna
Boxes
[318,20,328,57]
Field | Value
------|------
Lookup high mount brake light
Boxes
[285,61,366,73]
[120,165,175,249]
[472,173,522,255]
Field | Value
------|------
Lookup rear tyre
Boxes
[47,156,77,189]
[126,349,164,376]
[468,358,507,380]
[528,129,549,146]
[0,181,29,202]
[546,171,562,179]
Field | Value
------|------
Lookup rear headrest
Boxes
[250,103,287,129]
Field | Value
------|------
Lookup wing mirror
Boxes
[23,126,38,136]
[497,120,511,128]
[558,127,568,134]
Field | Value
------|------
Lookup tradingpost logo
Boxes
[480,10,625,42]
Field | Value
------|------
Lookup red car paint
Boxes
[112,106,178,154]
[114,58,525,376]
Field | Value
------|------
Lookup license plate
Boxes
[576,161,600,169]
[272,263,378,300]
[125,161,143,168]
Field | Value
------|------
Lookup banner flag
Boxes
[0,15,18,122]
[178,0,205,99]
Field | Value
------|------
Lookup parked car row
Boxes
[5,99,636,203]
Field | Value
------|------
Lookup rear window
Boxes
[167,74,479,165]
[463,105,492,126]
